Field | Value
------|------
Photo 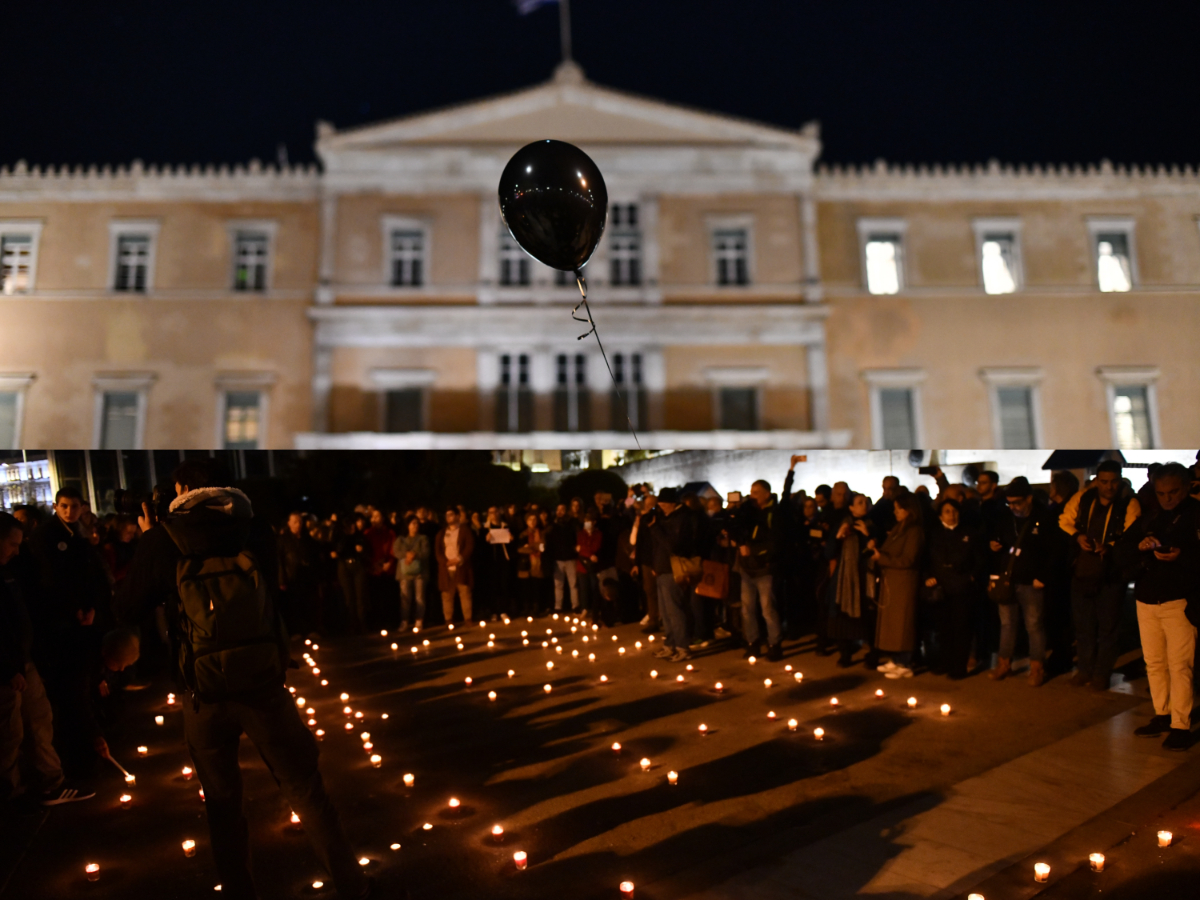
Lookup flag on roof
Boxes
[515,0,558,13]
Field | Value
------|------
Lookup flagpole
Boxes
[559,0,572,63]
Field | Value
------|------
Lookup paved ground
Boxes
[0,616,1193,900]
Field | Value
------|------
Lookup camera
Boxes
[113,484,174,521]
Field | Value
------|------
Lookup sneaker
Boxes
[1134,715,1173,737]
[894,666,914,678]
[713,626,732,640]
[40,786,95,806]
[1162,728,1191,752]
[688,640,711,651]
[877,661,898,673]
[653,646,675,660]
[639,615,651,627]
[669,648,692,663]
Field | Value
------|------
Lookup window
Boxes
[384,389,424,432]
[972,220,1023,294]
[223,391,261,449]
[499,232,531,286]
[99,392,140,449]
[496,353,532,432]
[553,353,590,432]
[611,352,645,431]
[389,230,425,287]
[712,229,749,286]
[555,268,574,287]
[0,393,17,448]
[980,368,1041,449]
[863,369,924,449]
[718,388,758,430]
[1097,366,1158,450]
[114,235,150,291]
[858,219,906,295]
[1,233,35,294]
[1087,219,1136,292]
[609,203,642,286]
[232,232,270,291]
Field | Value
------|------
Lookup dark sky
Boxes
[9,1,1198,169]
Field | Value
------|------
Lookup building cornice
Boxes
[293,428,853,451]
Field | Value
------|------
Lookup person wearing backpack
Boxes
[117,460,371,900]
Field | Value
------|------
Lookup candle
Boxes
[403,773,414,787]
[767,711,776,719]
[183,840,196,857]
[784,664,792,671]
[370,755,382,768]
[340,693,350,701]
[634,641,642,649]
[381,714,388,720]
[360,732,370,741]
[465,676,473,685]
[354,712,364,719]
[290,687,296,694]
[571,649,578,657]
[448,797,460,808]
[125,774,136,785]
[620,880,635,899]
[422,823,433,830]
[1089,853,1105,872]
[119,793,132,809]
[1158,830,1172,847]
[422,640,430,647]
[199,789,205,802]
[380,630,388,637]
[155,716,164,726]
[940,704,951,716]
[508,669,515,677]
[489,642,495,648]
[137,746,148,757]
[555,645,562,654]
[698,724,708,735]
[600,675,608,682]
[363,742,373,751]
[343,706,353,715]
[312,668,320,675]
[747,656,756,665]
[647,635,654,642]
[676,674,684,682]
[523,640,530,646]
[714,682,724,692]
[619,647,626,655]
[639,758,651,772]
[787,718,798,731]
[492,824,504,842]
[907,697,918,708]
[296,697,305,707]
[1034,863,1050,882]
[182,766,193,780]
[290,812,301,826]
[967,895,984,900]
[875,689,885,698]
[312,881,324,890]
[667,771,678,785]
[315,729,325,739]
[546,662,554,670]
[794,672,803,682]
[344,723,354,731]
[612,742,621,753]
[814,727,825,740]
[513,851,528,870]
[830,697,839,707]
[390,643,398,651]
[359,857,370,866]
[85,863,100,882]
[611,635,618,641]
[764,679,773,688]
[167,693,176,705]
[541,642,548,648]
[589,653,596,661]
[543,684,552,693]
[649,670,658,679]
[320,680,328,686]
[488,691,497,701]
[686,664,693,671]
[306,708,315,716]
[390,843,401,851]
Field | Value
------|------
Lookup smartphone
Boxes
[727,491,742,504]
[917,466,940,475]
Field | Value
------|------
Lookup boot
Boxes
[989,657,1012,681]
[766,642,783,662]
[1028,660,1045,687]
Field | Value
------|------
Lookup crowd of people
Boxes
[2,454,1200,810]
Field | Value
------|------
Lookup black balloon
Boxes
[498,140,608,273]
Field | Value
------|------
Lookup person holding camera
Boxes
[1057,460,1141,691]
[1118,462,1200,751]
[117,460,371,900]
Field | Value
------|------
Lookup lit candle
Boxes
[541,641,547,648]
[676,674,684,682]
[600,675,608,682]
[794,672,803,682]
[768,711,776,719]
[555,646,562,654]
[619,647,626,655]
[290,812,301,827]
[492,824,504,842]
[875,689,885,698]
[380,630,388,637]
[307,718,317,726]
[513,850,528,870]
[306,708,315,715]
[370,754,382,768]
[907,697,918,708]
[182,766,193,780]
[119,793,132,809]
[422,640,429,647]
[448,797,460,809]
[787,719,798,731]
[354,712,363,720]
[390,843,401,851]
[296,697,305,707]
[340,693,350,701]
[311,668,320,675]
[667,771,678,785]
[620,880,635,899]
[311,644,319,651]
[649,670,658,679]
[488,642,495,648]
[422,823,433,830]
[390,643,398,651]
[305,639,311,646]
[714,682,724,692]
[1034,863,1050,882]
[546,662,554,670]
[508,669,515,677]
[361,732,370,741]
[1089,853,1105,872]
[381,714,388,720]
[199,789,205,802]
[489,633,495,639]
[363,742,373,751]
[524,640,530,646]
[589,653,596,661]
[315,729,325,739]
[465,676,473,684]
[85,863,100,882]
[698,724,708,735]
[967,895,984,900]
[155,715,164,726]
[1158,830,1172,847]
[814,727,825,740]
[167,693,176,705]
[125,774,136,785]
[137,746,148,757]
[747,656,756,665]
[343,706,353,715]
[488,691,497,701]
[612,742,621,753]
[321,680,328,686]
[784,664,792,672]
[359,856,370,866]
[830,697,839,707]
[940,703,951,716]
[543,684,552,693]
[640,758,651,772]
[403,773,414,787]
[764,679,773,688]
[686,664,693,671]
[344,723,354,731]
[289,687,296,694]
[182,839,196,857]
[312,881,324,890]
[647,635,654,642]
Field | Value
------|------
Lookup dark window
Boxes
[499,233,530,286]
[496,353,532,432]
[114,235,150,291]
[390,229,425,286]
[713,229,749,285]
[718,387,758,430]
[233,232,269,291]
[384,388,424,432]
[553,353,590,432]
[610,352,646,431]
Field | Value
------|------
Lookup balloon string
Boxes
[572,270,642,450]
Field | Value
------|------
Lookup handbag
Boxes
[670,555,703,586]
[694,560,730,600]
[987,517,1032,605]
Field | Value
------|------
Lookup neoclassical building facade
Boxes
[2,62,1198,450]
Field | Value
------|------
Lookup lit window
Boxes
[611,352,645,431]
[713,229,749,286]
[609,203,642,286]
[718,387,758,430]
[499,232,530,286]
[232,233,269,291]
[864,237,902,294]
[1112,385,1153,449]
[0,393,17,448]
[553,353,590,432]
[879,388,916,448]
[496,353,531,432]
[114,235,151,292]
[1,235,34,295]
[1095,234,1132,292]
[996,386,1035,449]
[390,230,425,287]
[980,236,1018,294]
[223,391,261,449]
[100,392,140,449]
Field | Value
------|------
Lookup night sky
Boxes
[9,1,1198,169]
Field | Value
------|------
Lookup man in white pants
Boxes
[1122,463,1200,752]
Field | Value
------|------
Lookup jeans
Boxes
[1070,579,1123,685]
[740,573,782,648]
[998,584,1046,663]
[442,584,472,624]
[1136,599,1196,731]
[399,575,426,626]
[554,560,579,610]
[0,663,63,801]
[184,686,365,900]
[656,573,688,650]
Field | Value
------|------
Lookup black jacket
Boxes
[1117,497,1200,609]
[990,503,1061,587]
[646,506,700,575]
[0,566,34,682]
[28,515,111,632]
[544,519,579,563]
[925,523,984,597]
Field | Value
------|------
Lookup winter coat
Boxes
[392,534,430,579]
[576,527,603,574]
[874,520,924,653]
[924,523,983,598]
